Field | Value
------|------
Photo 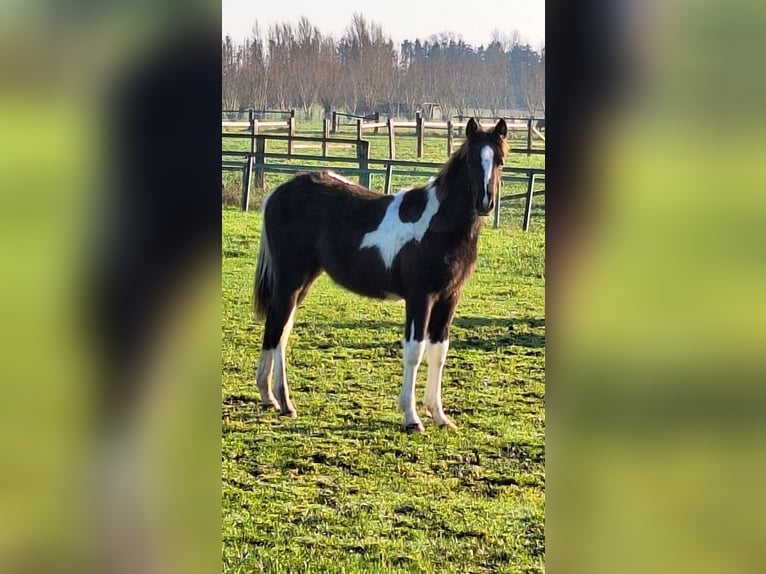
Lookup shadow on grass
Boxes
[305,316,544,333]
[298,316,544,351]
[275,419,403,436]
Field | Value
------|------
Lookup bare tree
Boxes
[222,35,238,110]
[521,63,545,117]
[266,22,295,111]
[291,17,322,118]
[221,17,544,120]
[238,26,267,111]
[482,41,508,117]
[400,48,426,117]
[340,14,396,114]
[519,47,545,116]
[316,37,343,117]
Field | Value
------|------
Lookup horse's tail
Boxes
[254,194,274,320]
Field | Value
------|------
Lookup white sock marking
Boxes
[425,340,454,427]
[255,350,275,405]
[273,306,297,414]
[272,343,294,414]
[399,321,425,426]
[360,183,440,269]
[480,145,494,210]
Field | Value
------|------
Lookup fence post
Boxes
[493,178,502,229]
[356,118,363,142]
[248,108,254,133]
[331,111,337,134]
[374,111,380,135]
[242,160,252,212]
[357,140,370,188]
[288,115,296,157]
[241,162,251,211]
[322,118,330,157]
[447,119,454,157]
[416,111,424,159]
[254,137,266,190]
[384,163,394,195]
[527,118,533,157]
[241,125,258,210]
[387,118,396,159]
[522,172,536,231]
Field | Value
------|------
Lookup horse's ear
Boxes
[494,118,508,139]
[466,117,480,139]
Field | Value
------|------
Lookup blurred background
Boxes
[0,1,220,573]
[548,0,766,572]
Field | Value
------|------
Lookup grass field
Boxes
[221,119,545,573]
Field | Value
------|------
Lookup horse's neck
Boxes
[433,163,481,238]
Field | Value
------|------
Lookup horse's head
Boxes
[463,117,508,216]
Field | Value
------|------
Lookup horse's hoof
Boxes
[404,422,425,434]
[435,419,457,430]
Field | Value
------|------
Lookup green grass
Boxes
[222,194,545,572]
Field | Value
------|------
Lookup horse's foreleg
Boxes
[424,341,456,429]
[262,298,298,418]
[399,298,433,433]
[425,297,458,429]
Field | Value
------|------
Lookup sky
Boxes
[222,0,545,50]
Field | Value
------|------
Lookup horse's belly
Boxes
[327,271,398,300]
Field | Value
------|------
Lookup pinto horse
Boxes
[253,117,508,432]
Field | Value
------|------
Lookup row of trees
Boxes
[222,15,545,119]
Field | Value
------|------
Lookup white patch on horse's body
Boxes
[424,340,456,428]
[360,182,440,269]
[399,320,425,430]
[480,145,494,210]
[326,171,355,186]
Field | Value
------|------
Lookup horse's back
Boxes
[264,171,389,234]
[268,171,381,203]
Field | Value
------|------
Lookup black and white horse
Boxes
[253,117,508,432]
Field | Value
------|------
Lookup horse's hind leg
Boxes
[260,270,319,417]
[262,292,300,417]
[255,351,278,410]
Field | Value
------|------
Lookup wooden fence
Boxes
[221,109,297,153]
[222,109,545,159]
[222,129,545,231]
[331,111,380,134]
[331,111,545,159]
